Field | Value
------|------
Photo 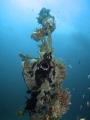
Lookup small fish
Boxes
[77,115,79,120]
[68,65,72,68]
[69,102,72,105]
[88,74,90,79]
[79,118,86,120]
[87,101,90,106]
[82,95,85,98]
[80,105,82,110]
[78,60,81,64]
[67,60,71,63]
[88,87,90,90]
[73,88,75,90]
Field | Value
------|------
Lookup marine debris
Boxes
[18,7,71,120]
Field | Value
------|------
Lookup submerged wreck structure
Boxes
[17,8,71,120]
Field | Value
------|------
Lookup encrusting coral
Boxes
[17,7,71,120]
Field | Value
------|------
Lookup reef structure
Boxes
[18,8,71,120]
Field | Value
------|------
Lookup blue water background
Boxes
[0,0,90,120]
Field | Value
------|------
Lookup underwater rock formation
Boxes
[18,8,71,120]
